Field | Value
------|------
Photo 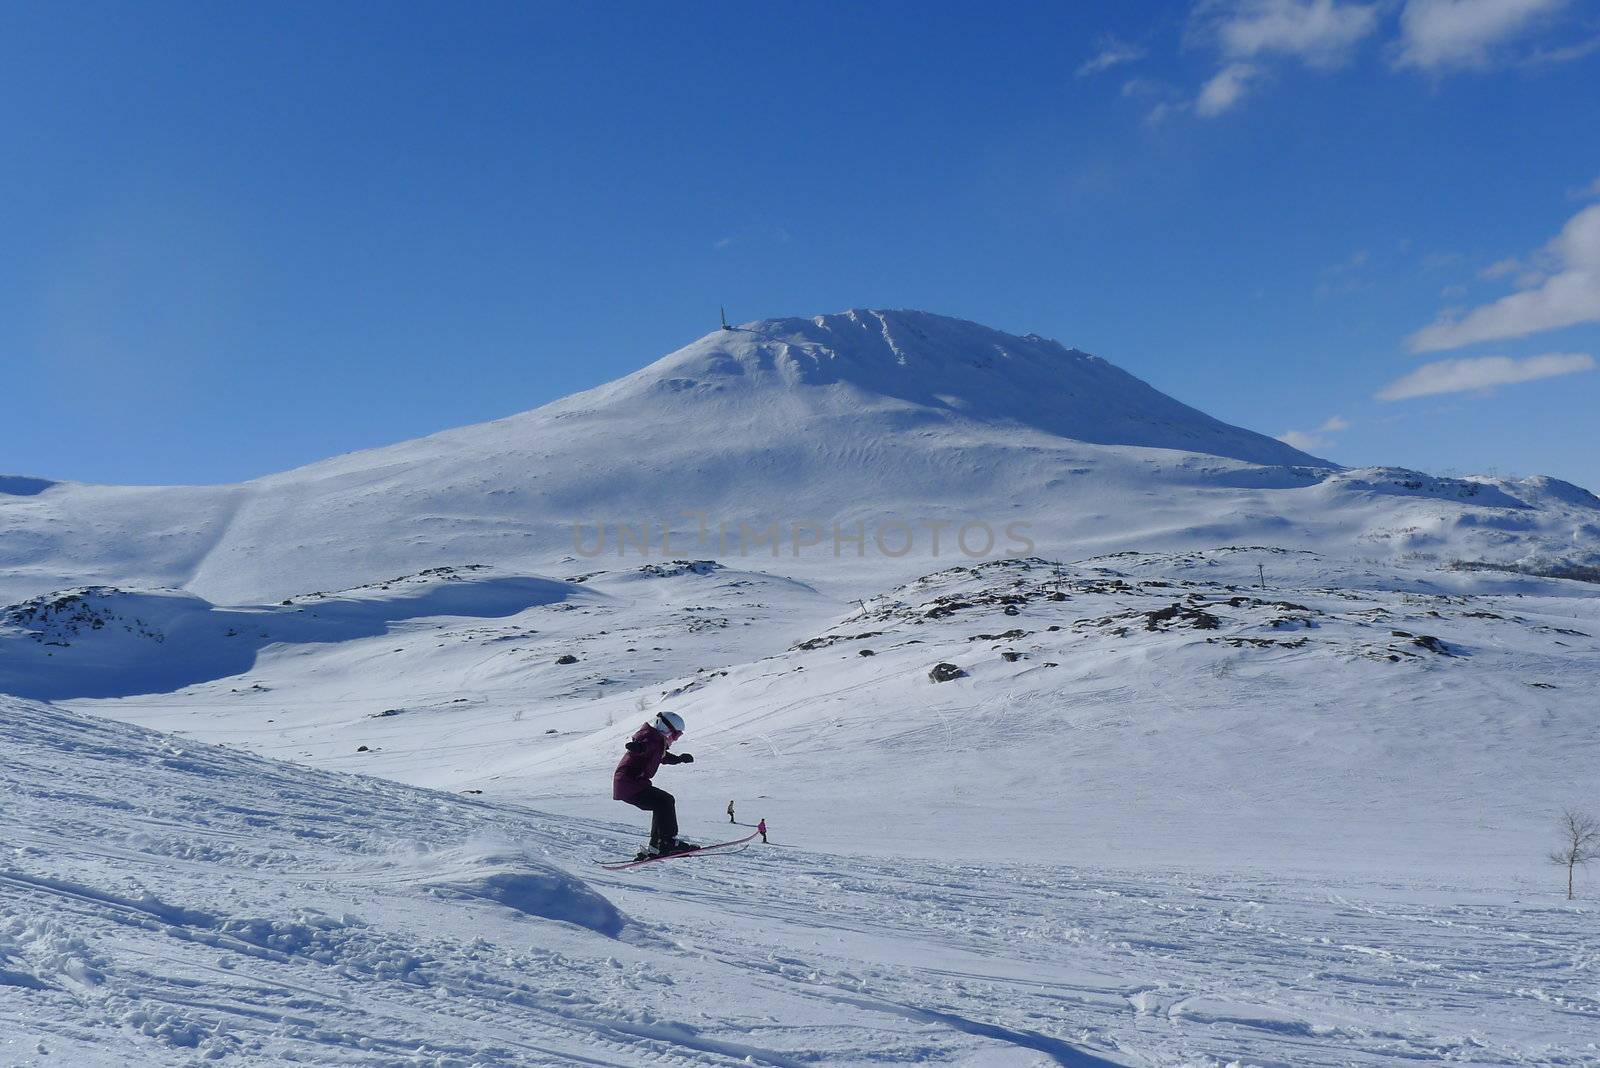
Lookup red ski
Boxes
[599,830,760,870]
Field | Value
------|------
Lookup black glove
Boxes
[624,741,644,754]
[676,752,694,763]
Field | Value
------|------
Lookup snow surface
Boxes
[4,309,1600,1064]
[27,550,1596,878]
[4,654,1598,1065]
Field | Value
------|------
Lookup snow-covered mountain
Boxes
[5,309,1596,606]
[6,310,1600,1065]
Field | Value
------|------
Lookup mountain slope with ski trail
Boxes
[3,695,1595,1066]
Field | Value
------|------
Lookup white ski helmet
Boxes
[654,710,686,737]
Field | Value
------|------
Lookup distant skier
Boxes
[757,818,768,844]
[613,710,697,857]
[727,800,736,824]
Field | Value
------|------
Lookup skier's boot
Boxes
[661,838,700,855]
[634,838,698,860]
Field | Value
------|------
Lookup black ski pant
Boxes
[624,786,677,845]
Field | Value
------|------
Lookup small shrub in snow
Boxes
[1550,808,1600,900]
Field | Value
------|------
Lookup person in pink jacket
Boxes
[613,710,696,856]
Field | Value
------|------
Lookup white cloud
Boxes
[1477,254,1550,289]
[1189,1,1379,117]
[1196,62,1263,115]
[1523,31,1600,66]
[1278,430,1325,450]
[1395,0,1569,70]
[1479,256,1523,279]
[712,223,791,253]
[1316,250,1373,298]
[1119,77,1191,122]
[1145,100,1191,124]
[1209,0,1381,66]
[1376,353,1595,400]
[1078,36,1146,77]
[1325,248,1370,273]
[1408,203,1600,351]
[1278,414,1351,452]
[1164,0,1580,126]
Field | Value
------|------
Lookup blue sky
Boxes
[4,1,1598,489]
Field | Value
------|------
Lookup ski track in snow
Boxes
[0,699,846,1067]
[582,830,1600,1067]
[3,689,1598,1065]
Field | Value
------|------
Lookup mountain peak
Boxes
[590,308,1329,469]
[713,308,1087,377]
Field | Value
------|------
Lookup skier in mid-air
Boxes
[613,710,698,857]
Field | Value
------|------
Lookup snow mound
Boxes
[0,567,589,700]
[418,846,625,937]
[1506,474,1600,510]
[1318,467,1530,508]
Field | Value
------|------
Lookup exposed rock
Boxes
[1142,604,1221,631]
[1411,634,1452,656]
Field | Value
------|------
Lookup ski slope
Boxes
[4,694,1597,1066]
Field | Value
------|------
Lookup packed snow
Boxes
[4,621,1598,1065]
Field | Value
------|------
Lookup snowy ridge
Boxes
[0,567,590,700]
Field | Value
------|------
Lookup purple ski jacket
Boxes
[613,723,681,800]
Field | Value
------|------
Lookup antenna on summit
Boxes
[720,305,733,331]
